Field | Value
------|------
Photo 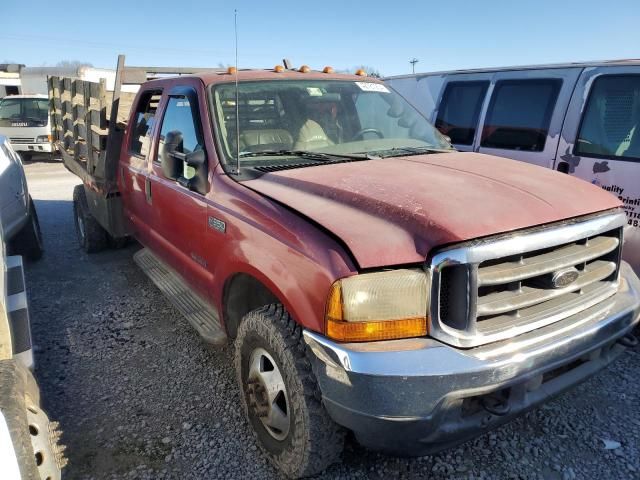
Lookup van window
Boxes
[130,91,162,157]
[575,75,640,161]
[481,79,561,151]
[435,81,489,145]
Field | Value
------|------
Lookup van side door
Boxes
[556,66,640,271]
[476,68,580,169]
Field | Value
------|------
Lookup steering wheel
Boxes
[351,128,384,141]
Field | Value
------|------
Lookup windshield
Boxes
[0,97,49,126]
[211,80,453,167]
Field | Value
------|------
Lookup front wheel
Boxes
[235,304,344,478]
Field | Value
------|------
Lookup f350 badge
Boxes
[208,216,226,233]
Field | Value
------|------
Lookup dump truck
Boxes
[49,55,640,478]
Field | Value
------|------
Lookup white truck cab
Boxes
[0,95,53,161]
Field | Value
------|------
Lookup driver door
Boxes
[149,83,211,294]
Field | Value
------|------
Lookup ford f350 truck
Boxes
[49,55,640,478]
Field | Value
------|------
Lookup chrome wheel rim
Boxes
[247,348,290,441]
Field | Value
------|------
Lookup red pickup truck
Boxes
[49,57,640,478]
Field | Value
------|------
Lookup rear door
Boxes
[476,68,581,169]
[119,89,164,249]
[556,66,640,271]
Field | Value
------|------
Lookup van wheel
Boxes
[9,197,43,261]
[73,185,107,253]
[235,304,344,478]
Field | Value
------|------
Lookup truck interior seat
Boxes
[294,119,334,151]
[239,129,294,153]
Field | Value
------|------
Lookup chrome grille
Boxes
[9,137,35,144]
[429,211,626,348]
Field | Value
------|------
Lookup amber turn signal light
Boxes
[323,66,334,74]
[299,65,311,73]
[274,65,284,73]
[227,66,237,75]
[355,69,367,76]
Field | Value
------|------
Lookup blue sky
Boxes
[2,0,639,76]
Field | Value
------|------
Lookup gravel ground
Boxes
[22,159,640,479]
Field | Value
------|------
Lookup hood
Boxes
[244,152,622,269]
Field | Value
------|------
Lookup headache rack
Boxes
[46,54,223,238]
[429,211,627,348]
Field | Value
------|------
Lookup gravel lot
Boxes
[23,159,640,479]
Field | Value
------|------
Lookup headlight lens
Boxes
[36,135,51,143]
[325,269,429,342]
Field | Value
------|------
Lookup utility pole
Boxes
[409,58,419,74]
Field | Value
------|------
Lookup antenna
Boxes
[234,9,241,174]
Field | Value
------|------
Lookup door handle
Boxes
[145,177,152,204]
[556,161,570,174]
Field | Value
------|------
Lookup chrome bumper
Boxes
[303,262,640,455]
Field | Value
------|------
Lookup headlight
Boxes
[36,135,51,143]
[325,269,430,342]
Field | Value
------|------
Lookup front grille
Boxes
[429,211,626,348]
[9,137,35,144]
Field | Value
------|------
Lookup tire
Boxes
[235,304,344,478]
[9,197,44,261]
[0,360,64,480]
[73,184,107,253]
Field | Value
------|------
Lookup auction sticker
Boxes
[356,82,390,93]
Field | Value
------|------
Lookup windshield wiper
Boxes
[369,146,454,158]
[239,149,375,161]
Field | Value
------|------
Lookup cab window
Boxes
[481,79,561,151]
[575,75,640,161]
[435,81,489,145]
[158,96,201,159]
[129,91,162,157]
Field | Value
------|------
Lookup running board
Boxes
[133,249,227,345]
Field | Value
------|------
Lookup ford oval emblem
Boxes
[551,267,580,289]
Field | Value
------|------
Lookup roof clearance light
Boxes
[355,69,367,76]
[299,65,311,73]
[274,65,285,73]
[322,66,334,74]
[227,66,237,75]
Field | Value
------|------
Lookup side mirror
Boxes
[177,148,208,195]
[159,131,183,180]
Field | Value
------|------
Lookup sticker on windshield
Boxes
[355,82,390,93]
[306,87,323,96]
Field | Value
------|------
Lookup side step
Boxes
[133,249,227,345]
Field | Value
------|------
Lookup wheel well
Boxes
[223,273,280,339]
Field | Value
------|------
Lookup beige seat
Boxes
[239,129,294,152]
[294,120,334,151]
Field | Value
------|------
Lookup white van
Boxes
[0,94,53,161]
[386,59,640,272]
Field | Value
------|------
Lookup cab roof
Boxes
[144,68,382,87]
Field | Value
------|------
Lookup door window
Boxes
[435,81,489,145]
[158,95,202,180]
[575,75,640,161]
[481,79,561,151]
[129,91,162,157]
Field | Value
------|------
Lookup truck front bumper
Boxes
[303,262,640,456]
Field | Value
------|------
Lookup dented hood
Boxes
[244,152,622,269]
